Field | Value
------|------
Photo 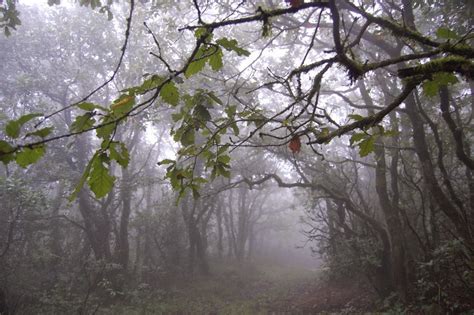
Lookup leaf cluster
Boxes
[349,123,397,157]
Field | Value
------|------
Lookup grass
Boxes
[101,260,320,315]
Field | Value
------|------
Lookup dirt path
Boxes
[267,276,376,314]
[104,263,376,314]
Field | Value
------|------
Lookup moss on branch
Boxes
[398,56,474,80]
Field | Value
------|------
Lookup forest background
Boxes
[0,0,473,313]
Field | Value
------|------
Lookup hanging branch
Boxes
[35,0,136,128]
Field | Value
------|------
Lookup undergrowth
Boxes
[100,260,320,315]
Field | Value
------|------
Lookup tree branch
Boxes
[307,78,419,144]
[178,1,329,31]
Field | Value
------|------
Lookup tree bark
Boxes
[405,92,473,247]
[359,79,409,300]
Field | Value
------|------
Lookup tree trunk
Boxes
[116,167,132,271]
[76,135,112,261]
[49,180,65,269]
[236,186,248,262]
[405,92,473,246]
[359,80,408,300]
[215,200,224,260]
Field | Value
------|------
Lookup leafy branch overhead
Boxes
[0,0,473,200]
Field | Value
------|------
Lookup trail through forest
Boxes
[104,262,375,314]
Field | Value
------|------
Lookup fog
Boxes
[0,0,473,314]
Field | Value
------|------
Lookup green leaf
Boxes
[225,105,237,116]
[71,113,95,132]
[383,129,399,137]
[25,127,54,138]
[217,155,231,164]
[179,144,198,156]
[217,164,231,178]
[194,27,208,39]
[216,38,250,56]
[141,75,164,92]
[436,27,459,40]
[434,72,458,85]
[5,113,43,138]
[191,185,201,199]
[208,48,223,71]
[423,72,459,97]
[320,127,330,138]
[193,177,208,184]
[0,141,13,154]
[422,80,438,97]
[96,115,116,140]
[160,81,180,106]
[348,114,364,121]
[0,141,15,164]
[111,95,135,116]
[350,132,366,145]
[194,28,213,41]
[77,102,97,111]
[171,112,183,122]
[238,110,253,118]
[185,55,207,78]
[69,152,97,201]
[249,113,266,128]
[211,166,218,180]
[88,153,115,198]
[207,92,224,106]
[17,113,43,126]
[187,46,213,78]
[77,102,106,111]
[15,146,45,168]
[202,149,214,162]
[97,125,115,141]
[157,159,175,166]
[217,144,229,155]
[230,122,239,136]
[5,120,21,138]
[109,142,129,168]
[181,128,195,146]
[125,75,164,95]
[168,168,181,190]
[358,136,375,157]
[375,125,385,134]
[194,105,211,122]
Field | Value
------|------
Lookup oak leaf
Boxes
[285,0,303,8]
[289,135,301,154]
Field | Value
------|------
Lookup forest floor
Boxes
[105,260,376,314]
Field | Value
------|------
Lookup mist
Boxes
[0,0,473,314]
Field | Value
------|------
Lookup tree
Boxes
[1,0,471,199]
